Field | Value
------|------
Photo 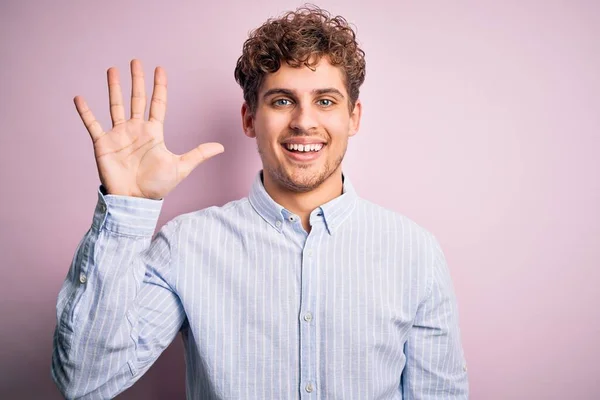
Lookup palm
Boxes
[93,118,175,199]
[74,59,224,199]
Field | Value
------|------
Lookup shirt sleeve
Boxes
[401,235,469,399]
[51,186,186,399]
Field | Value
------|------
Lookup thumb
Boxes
[178,142,225,178]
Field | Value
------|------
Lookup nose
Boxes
[289,103,318,133]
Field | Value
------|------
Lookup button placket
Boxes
[299,236,318,398]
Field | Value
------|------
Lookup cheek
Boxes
[324,114,351,140]
[257,110,288,134]
[254,118,283,156]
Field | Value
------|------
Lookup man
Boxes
[52,6,468,399]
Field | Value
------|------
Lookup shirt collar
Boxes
[248,170,358,235]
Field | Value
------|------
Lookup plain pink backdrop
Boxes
[1,1,599,399]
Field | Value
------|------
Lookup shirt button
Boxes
[99,203,106,213]
[275,221,282,228]
[79,273,87,284]
[306,250,312,257]
[303,312,313,322]
[305,383,314,393]
[463,365,468,372]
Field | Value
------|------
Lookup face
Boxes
[242,57,362,193]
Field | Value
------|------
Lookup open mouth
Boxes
[283,143,324,153]
[281,142,326,161]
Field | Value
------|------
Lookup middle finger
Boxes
[130,59,147,120]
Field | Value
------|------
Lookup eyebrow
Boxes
[262,87,346,100]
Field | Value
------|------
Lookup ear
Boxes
[348,99,362,137]
[241,103,256,138]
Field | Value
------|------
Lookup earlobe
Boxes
[241,103,256,138]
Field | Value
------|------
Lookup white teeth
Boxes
[285,143,324,152]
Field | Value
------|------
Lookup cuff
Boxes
[92,185,163,237]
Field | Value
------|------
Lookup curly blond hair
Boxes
[234,5,366,114]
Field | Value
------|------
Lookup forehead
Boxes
[259,58,346,96]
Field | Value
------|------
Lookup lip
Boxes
[281,137,327,145]
[281,143,325,162]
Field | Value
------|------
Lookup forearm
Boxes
[52,190,163,399]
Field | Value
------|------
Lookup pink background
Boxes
[1,1,599,399]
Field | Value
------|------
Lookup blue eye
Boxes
[273,99,292,106]
[318,99,334,107]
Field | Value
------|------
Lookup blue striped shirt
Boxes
[52,171,469,399]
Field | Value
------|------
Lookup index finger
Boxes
[148,66,167,124]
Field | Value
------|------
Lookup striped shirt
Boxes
[52,171,469,399]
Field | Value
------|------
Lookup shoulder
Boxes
[356,197,439,239]
[354,197,444,262]
[355,198,450,298]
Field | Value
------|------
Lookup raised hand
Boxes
[74,59,224,199]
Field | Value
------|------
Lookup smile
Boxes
[284,143,324,152]
[281,143,325,162]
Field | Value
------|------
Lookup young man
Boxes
[52,6,468,399]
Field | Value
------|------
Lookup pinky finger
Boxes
[74,96,104,141]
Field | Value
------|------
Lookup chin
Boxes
[273,164,334,193]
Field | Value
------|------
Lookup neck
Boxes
[263,168,344,233]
